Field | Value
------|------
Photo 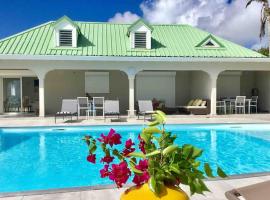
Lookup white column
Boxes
[0,77,3,114]
[128,76,136,117]
[39,76,45,117]
[210,75,217,115]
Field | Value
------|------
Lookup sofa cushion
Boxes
[192,99,199,106]
[195,99,203,106]
[187,99,194,106]
[201,100,207,106]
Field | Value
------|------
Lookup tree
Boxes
[246,0,270,38]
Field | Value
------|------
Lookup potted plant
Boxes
[84,111,227,200]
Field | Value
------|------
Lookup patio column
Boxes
[39,76,45,117]
[210,74,218,115]
[0,77,3,114]
[128,75,136,117]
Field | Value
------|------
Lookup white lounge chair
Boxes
[138,100,155,121]
[104,100,120,121]
[55,99,78,123]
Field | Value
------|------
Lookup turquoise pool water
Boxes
[0,124,270,193]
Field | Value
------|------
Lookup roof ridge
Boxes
[0,21,53,43]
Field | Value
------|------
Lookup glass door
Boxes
[3,78,21,112]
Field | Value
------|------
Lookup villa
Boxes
[0,15,269,118]
[1,15,270,200]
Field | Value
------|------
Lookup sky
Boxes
[0,0,267,49]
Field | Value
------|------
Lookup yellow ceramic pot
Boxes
[120,183,189,200]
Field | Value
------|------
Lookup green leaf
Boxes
[112,149,122,160]
[182,144,193,159]
[129,161,144,175]
[217,167,227,178]
[192,147,203,158]
[143,127,162,135]
[145,150,161,157]
[140,132,151,143]
[149,177,157,194]
[204,163,214,178]
[162,145,178,155]
[155,110,166,122]
[148,120,160,127]
[128,152,146,159]
[169,164,181,175]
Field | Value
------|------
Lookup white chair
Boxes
[138,100,155,121]
[104,100,120,121]
[93,97,105,117]
[216,100,226,114]
[250,96,258,113]
[232,96,246,114]
[77,97,91,117]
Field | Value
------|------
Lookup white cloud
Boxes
[108,0,267,48]
[108,11,139,23]
[141,0,266,48]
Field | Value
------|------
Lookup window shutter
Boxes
[59,30,73,47]
[134,32,147,48]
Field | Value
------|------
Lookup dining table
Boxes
[222,98,252,114]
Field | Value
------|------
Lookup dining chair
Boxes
[77,97,90,117]
[233,96,246,114]
[216,100,226,114]
[250,96,258,113]
[93,97,105,117]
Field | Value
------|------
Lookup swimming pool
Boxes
[0,124,269,193]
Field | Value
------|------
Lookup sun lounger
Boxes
[138,100,155,121]
[177,99,211,115]
[225,180,270,200]
[104,100,120,120]
[55,99,78,123]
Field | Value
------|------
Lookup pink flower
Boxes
[101,155,114,164]
[132,160,150,186]
[132,171,150,186]
[136,160,148,171]
[87,154,96,163]
[100,165,110,178]
[138,135,146,154]
[98,129,121,147]
[122,139,135,157]
[125,139,134,149]
[122,147,135,157]
[109,161,131,187]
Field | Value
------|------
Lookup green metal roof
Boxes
[0,20,265,58]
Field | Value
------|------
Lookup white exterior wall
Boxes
[255,72,270,112]
[190,71,211,99]
[136,72,176,107]
[175,71,191,106]
[45,70,129,114]
[217,72,241,98]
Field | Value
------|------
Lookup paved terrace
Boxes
[2,113,270,127]
[0,114,270,199]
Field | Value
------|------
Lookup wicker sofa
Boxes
[177,99,211,115]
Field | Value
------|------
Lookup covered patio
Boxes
[0,56,270,118]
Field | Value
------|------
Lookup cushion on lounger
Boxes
[192,99,199,106]
[195,99,203,106]
[200,101,207,106]
[187,99,194,106]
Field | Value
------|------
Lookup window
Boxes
[205,40,215,47]
[134,32,147,48]
[59,30,73,47]
[85,72,109,93]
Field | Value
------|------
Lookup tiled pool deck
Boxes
[0,114,270,199]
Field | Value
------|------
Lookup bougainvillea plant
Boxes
[83,111,227,196]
